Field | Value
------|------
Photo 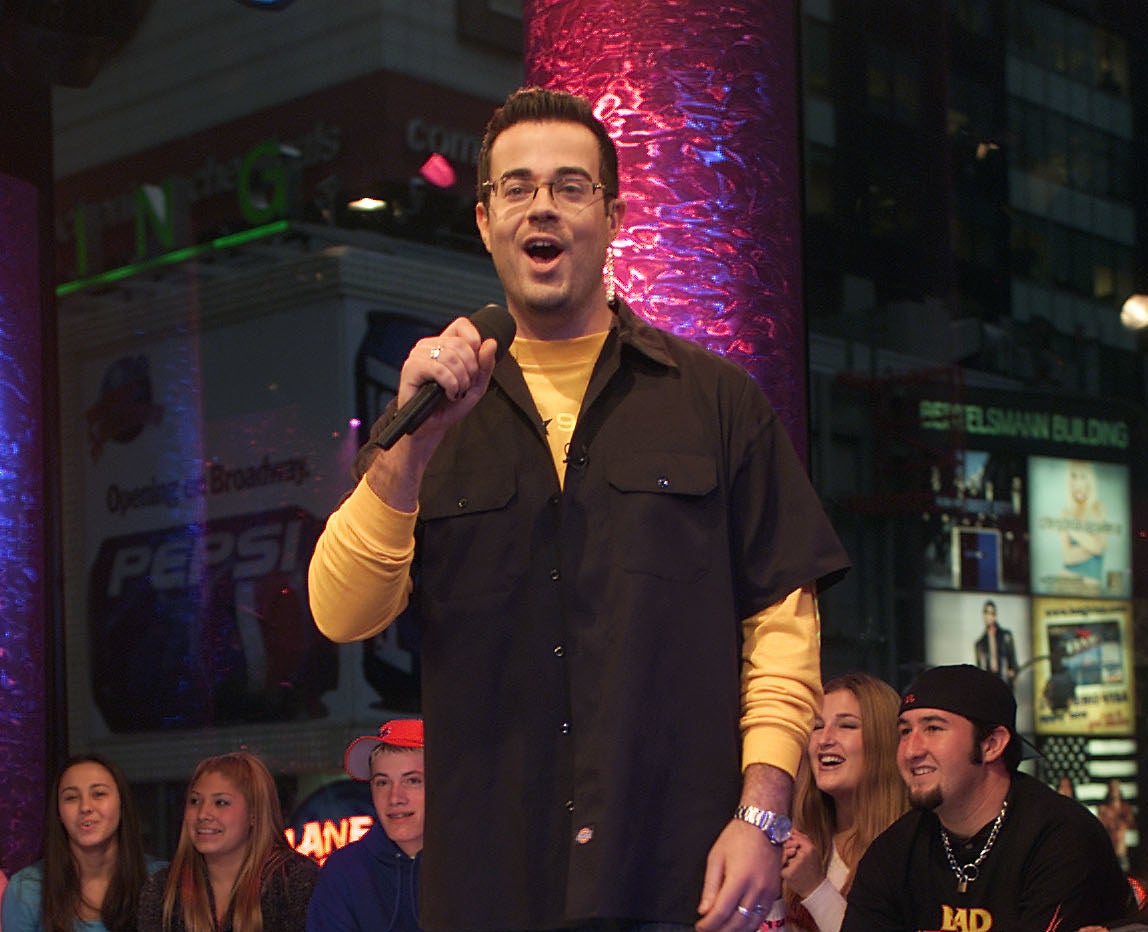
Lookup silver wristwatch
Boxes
[733,805,793,846]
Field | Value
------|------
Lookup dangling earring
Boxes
[604,247,616,306]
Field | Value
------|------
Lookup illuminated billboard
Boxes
[1028,456,1131,599]
[1031,598,1134,735]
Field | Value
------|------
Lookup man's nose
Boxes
[527,184,559,214]
[900,731,922,757]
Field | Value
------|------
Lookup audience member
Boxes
[772,673,907,932]
[1099,778,1137,873]
[137,751,317,932]
[1,754,163,932]
[306,719,424,931]
[842,664,1130,931]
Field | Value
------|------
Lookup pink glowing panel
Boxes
[0,171,47,869]
[524,0,808,458]
[420,153,457,189]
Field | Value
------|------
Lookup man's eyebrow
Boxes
[497,166,593,180]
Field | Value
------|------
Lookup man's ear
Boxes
[475,201,492,253]
[981,725,1012,764]
[607,195,626,238]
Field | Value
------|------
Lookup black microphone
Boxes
[372,303,516,451]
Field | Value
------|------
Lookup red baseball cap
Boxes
[343,718,424,781]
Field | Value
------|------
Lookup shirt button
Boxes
[548,494,560,505]
[560,722,570,734]
[549,568,560,581]
[565,800,575,812]
[553,645,565,658]
[456,497,468,509]
[657,476,670,489]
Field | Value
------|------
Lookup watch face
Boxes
[767,814,793,844]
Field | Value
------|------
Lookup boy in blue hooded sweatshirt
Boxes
[307,719,424,932]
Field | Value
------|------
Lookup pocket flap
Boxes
[606,452,716,497]
[420,465,517,520]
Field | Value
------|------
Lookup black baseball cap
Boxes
[901,664,1040,761]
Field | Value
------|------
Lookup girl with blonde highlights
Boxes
[137,751,317,932]
[780,673,908,931]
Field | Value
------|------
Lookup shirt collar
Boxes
[608,298,678,369]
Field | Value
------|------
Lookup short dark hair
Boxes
[476,87,619,206]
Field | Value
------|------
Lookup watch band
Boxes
[733,804,792,846]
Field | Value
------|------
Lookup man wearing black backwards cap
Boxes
[841,664,1130,932]
[306,719,425,932]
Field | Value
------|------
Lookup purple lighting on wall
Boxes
[0,171,47,872]
[524,0,809,458]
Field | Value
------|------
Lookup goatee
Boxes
[910,786,943,811]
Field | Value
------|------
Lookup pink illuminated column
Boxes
[524,0,810,458]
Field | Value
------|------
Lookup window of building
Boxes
[865,44,920,123]
[1009,213,1047,281]
[803,17,833,97]
[1094,29,1128,96]
[805,144,835,218]
[949,0,995,35]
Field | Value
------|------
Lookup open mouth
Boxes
[525,241,562,262]
[817,753,845,768]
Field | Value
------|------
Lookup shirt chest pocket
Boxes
[418,466,524,600]
[605,451,719,581]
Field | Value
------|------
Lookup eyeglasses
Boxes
[483,174,608,209]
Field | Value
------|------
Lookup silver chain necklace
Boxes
[940,799,1009,893]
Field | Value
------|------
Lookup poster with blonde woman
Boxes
[1028,456,1130,598]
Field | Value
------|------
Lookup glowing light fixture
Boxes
[419,154,456,189]
[1120,294,1148,331]
[347,197,389,212]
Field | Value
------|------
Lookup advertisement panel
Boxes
[1028,456,1131,599]
[57,240,503,783]
[923,591,1034,736]
[1032,598,1135,735]
[921,448,1029,593]
[73,302,350,738]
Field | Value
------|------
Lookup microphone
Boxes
[372,303,516,451]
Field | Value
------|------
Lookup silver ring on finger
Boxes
[429,344,442,360]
